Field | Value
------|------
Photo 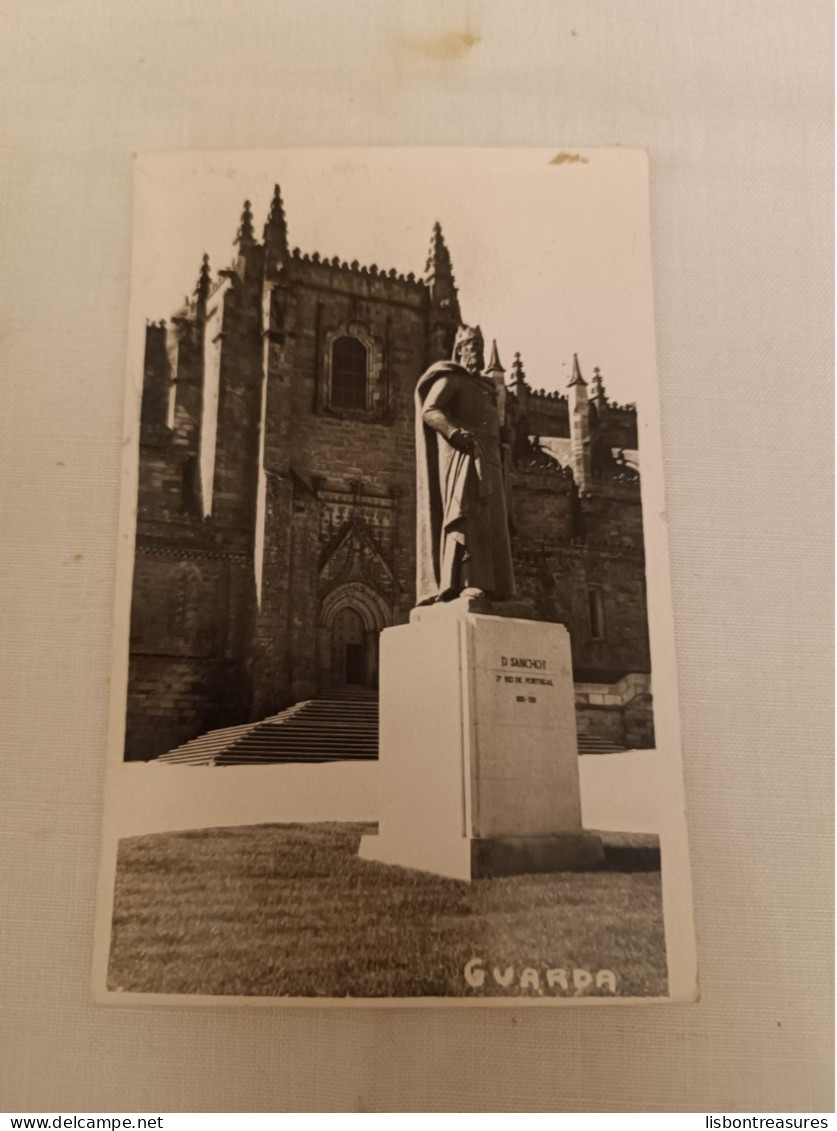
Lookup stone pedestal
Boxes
[359,598,604,879]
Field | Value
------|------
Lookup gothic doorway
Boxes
[331,606,367,686]
[318,582,391,693]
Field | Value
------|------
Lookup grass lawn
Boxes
[107,822,667,999]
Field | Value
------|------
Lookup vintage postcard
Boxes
[93,148,697,1004]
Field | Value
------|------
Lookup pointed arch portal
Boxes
[318,582,391,690]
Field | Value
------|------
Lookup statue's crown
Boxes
[454,323,484,352]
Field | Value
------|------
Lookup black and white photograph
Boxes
[93,147,697,1004]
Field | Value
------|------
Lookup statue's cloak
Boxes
[415,361,485,605]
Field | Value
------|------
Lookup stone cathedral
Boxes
[127,187,654,761]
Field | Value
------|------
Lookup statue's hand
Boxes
[449,428,476,455]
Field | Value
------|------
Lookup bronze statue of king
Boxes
[415,324,516,605]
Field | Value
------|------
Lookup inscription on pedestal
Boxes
[470,621,581,840]
[497,655,554,705]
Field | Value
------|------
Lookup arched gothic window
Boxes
[330,336,368,411]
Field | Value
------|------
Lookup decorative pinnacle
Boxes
[568,352,587,388]
[510,351,528,387]
[263,184,288,250]
[485,339,505,374]
[424,221,453,280]
[591,366,606,399]
[236,199,255,246]
[194,253,212,301]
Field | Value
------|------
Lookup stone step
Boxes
[577,737,628,755]
[316,688,378,700]
[217,751,374,765]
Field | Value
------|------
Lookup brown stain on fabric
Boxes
[550,152,589,165]
[401,29,480,62]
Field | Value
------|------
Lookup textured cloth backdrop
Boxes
[1,0,832,1113]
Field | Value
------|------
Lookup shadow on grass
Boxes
[107,822,667,999]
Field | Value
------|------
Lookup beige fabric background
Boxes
[1,0,832,1114]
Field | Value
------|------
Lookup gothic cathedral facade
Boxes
[127,187,653,760]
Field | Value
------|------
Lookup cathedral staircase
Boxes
[158,688,379,766]
[157,688,625,765]
[576,735,629,755]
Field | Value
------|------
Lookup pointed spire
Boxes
[263,184,288,261]
[568,352,587,388]
[194,253,212,302]
[485,339,505,375]
[425,221,453,281]
[568,353,591,490]
[236,199,255,247]
[423,221,461,343]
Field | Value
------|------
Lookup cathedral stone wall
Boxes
[581,484,645,550]
[519,388,570,439]
[125,655,242,761]
[601,404,638,452]
[510,469,575,547]
[125,549,254,759]
[247,254,436,716]
[512,545,650,683]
